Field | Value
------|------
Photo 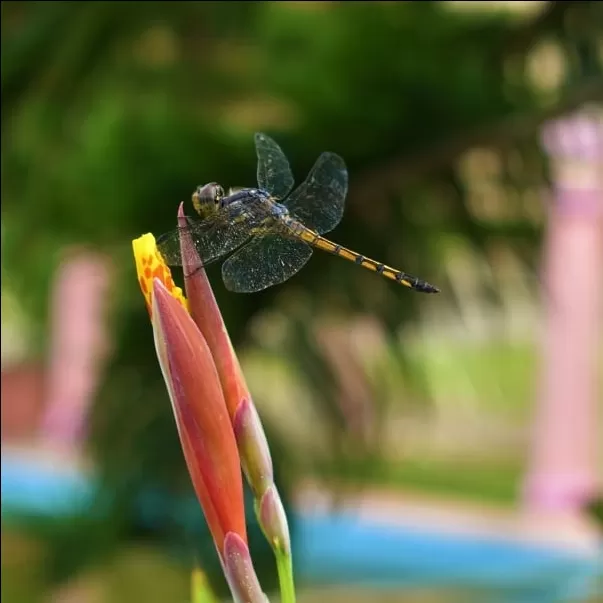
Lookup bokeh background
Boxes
[2,1,602,602]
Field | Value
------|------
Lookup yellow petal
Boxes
[132,233,189,316]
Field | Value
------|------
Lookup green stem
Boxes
[191,567,218,603]
[275,550,296,603]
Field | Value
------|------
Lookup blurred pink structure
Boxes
[1,363,45,442]
[39,250,112,454]
[523,107,603,514]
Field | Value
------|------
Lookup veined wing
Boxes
[221,234,312,293]
[284,151,347,234]
[156,202,268,268]
[255,132,295,200]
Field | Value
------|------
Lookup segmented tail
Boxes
[295,226,439,293]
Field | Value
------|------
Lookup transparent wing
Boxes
[221,234,313,293]
[156,205,264,267]
[284,152,348,234]
[255,132,295,200]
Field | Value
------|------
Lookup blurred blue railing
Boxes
[2,450,602,602]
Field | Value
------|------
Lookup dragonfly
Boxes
[156,133,440,294]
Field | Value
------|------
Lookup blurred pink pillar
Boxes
[39,250,112,453]
[523,107,603,513]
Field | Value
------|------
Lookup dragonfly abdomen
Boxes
[292,224,439,294]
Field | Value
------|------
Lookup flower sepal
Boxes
[233,397,273,498]
[223,532,270,603]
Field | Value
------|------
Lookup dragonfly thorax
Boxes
[220,187,287,213]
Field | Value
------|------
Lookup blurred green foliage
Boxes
[2,0,602,595]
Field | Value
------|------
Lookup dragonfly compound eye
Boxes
[192,182,223,216]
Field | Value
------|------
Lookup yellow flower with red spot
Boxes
[132,233,188,315]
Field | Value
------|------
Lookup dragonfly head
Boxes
[192,183,225,218]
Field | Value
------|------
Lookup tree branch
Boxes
[349,77,603,209]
